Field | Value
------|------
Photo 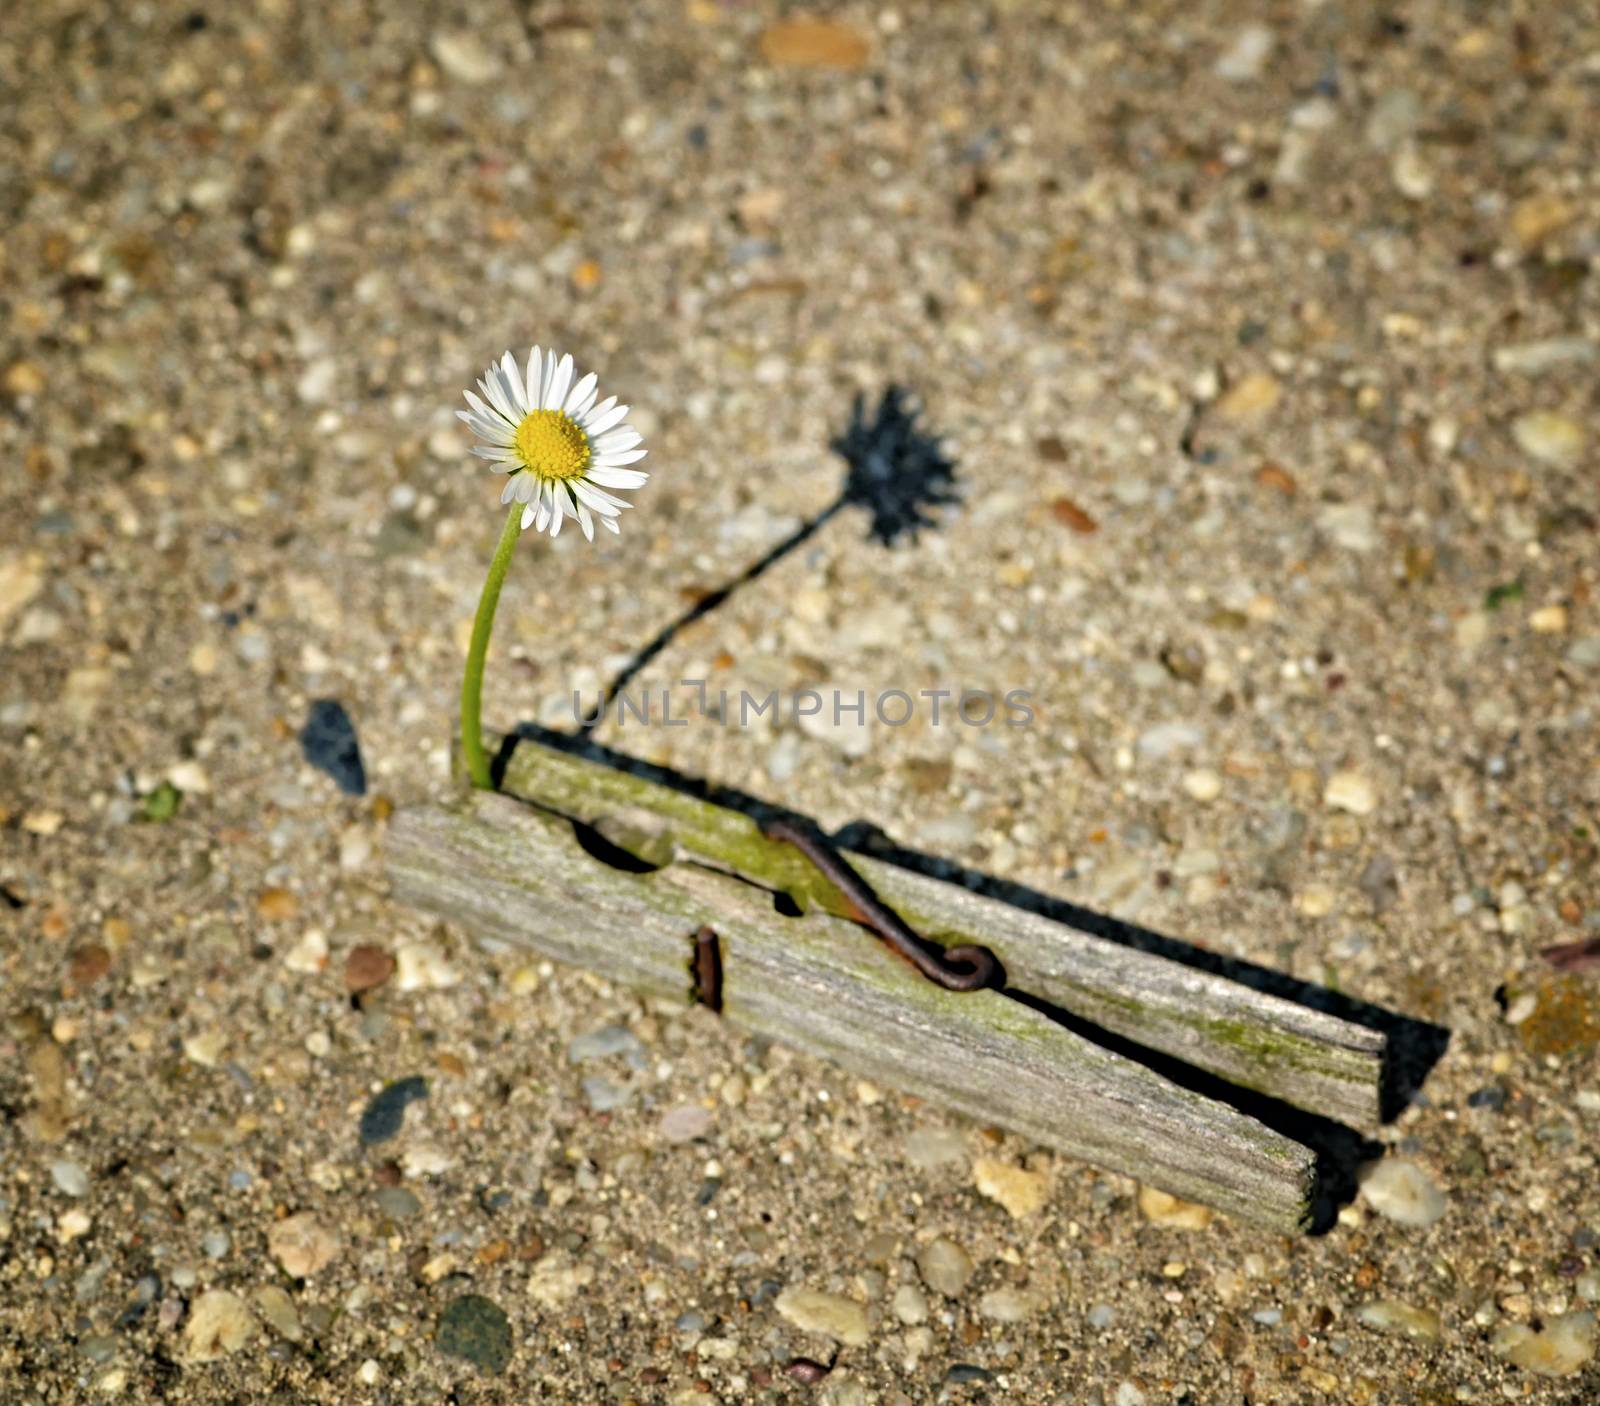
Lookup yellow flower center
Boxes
[513,410,590,481]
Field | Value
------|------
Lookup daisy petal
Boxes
[524,346,543,410]
[479,373,516,425]
[499,350,528,415]
[570,480,622,517]
[465,389,514,428]
[502,478,518,504]
[564,371,598,417]
[465,415,514,442]
[595,447,648,467]
[587,466,649,489]
[586,402,629,435]
[575,499,594,541]
[520,505,536,530]
[601,515,620,534]
[579,395,617,429]
[592,429,642,453]
[471,445,519,461]
[515,473,537,503]
[544,354,574,411]
[574,481,631,512]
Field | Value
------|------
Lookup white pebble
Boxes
[1324,769,1378,816]
[50,1160,90,1198]
[1358,1158,1448,1228]
[395,941,459,991]
[1214,25,1274,81]
[1492,1310,1597,1377]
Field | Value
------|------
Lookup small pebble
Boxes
[659,1104,713,1143]
[892,1283,929,1324]
[358,1076,428,1145]
[395,941,459,991]
[401,1144,455,1178]
[774,1287,870,1346]
[917,1237,975,1298]
[201,1229,230,1259]
[1493,339,1597,376]
[1358,1158,1448,1228]
[1511,411,1586,468]
[1530,604,1569,634]
[182,1290,255,1363]
[972,1157,1048,1218]
[282,927,329,975]
[944,1364,995,1385]
[436,1293,514,1374]
[1324,770,1378,816]
[567,1025,644,1063]
[299,699,366,795]
[374,1186,422,1220]
[1213,371,1281,423]
[1354,1299,1443,1342]
[344,944,396,993]
[50,1159,91,1198]
[582,1076,630,1112]
[268,1211,341,1277]
[903,1126,967,1170]
[1491,1311,1597,1377]
[1182,769,1221,802]
[430,30,504,84]
[1137,1185,1214,1229]
[978,1287,1036,1322]
[254,1285,302,1342]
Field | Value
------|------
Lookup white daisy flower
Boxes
[457,347,649,542]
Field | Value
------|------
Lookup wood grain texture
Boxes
[389,792,1318,1230]
[492,740,1387,1125]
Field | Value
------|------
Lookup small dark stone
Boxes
[786,1357,832,1384]
[752,1278,783,1306]
[696,1177,723,1206]
[359,1076,428,1145]
[436,1294,513,1375]
[1466,1085,1506,1111]
[945,1363,995,1384]
[299,699,366,795]
[1357,855,1399,913]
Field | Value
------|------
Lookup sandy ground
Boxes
[3,1,1599,1401]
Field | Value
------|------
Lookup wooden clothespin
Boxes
[389,730,1429,1233]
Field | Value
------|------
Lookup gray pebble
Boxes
[375,1186,422,1220]
[659,1103,713,1142]
[581,1076,631,1112]
[202,1230,230,1259]
[917,1237,974,1298]
[567,1024,643,1063]
[79,1334,119,1364]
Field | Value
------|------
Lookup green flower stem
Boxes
[460,503,524,790]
